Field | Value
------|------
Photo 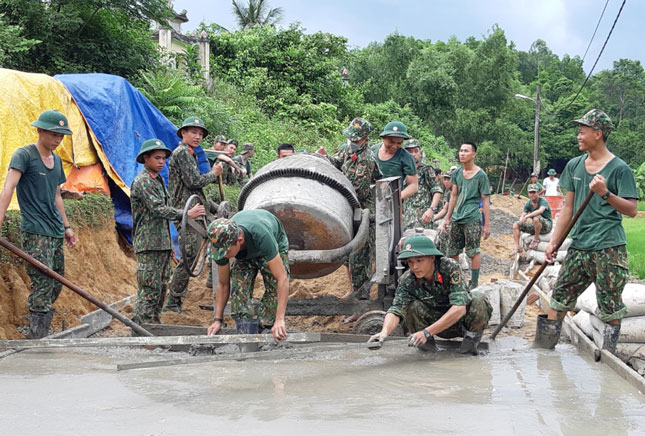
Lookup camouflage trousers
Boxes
[347,225,375,299]
[519,216,552,235]
[403,291,492,337]
[551,246,629,322]
[230,252,290,328]
[22,232,64,313]
[444,221,481,258]
[168,223,211,298]
[132,250,172,324]
[402,202,433,231]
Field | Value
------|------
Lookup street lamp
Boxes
[515,84,541,175]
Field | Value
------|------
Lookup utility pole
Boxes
[533,84,541,176]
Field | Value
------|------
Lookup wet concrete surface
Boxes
[1,338,644,436]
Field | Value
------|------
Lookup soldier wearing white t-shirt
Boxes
[542,169,562,196]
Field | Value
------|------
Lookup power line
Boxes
[560,0,627,113]
[581,0,610,64]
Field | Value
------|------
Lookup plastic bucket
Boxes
[544,196,563,219]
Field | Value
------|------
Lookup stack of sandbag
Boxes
[537,264,561,294]
[474,280,526,328]
[521,231,572,264]
[572,283,645,369]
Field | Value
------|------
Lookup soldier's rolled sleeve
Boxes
[179,151,218,189]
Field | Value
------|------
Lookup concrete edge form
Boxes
[80,295,134,336]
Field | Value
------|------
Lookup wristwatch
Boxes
[601,190,611,200]
[431,207,439,213]
[423,329,432,340]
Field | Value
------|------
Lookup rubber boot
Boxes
[601,323,621,353]
[533,314,562,349]
[163,295,183,313]
[26,310,53,339]
[206,270,213,288]
[235,318,259,353]
[459,330,483,356]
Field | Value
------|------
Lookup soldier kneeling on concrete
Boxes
[206,210,290,343]
[368,236,492,355]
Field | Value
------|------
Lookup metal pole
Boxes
[533,84,541,175]
[0,238,153,337]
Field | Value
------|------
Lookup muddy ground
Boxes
[1,194,539,340]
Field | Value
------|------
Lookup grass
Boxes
[638,201,645,212]
[624,217,645,279]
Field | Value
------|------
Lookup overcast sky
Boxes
[172,0,642,74]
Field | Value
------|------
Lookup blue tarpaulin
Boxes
[55,74,211,249]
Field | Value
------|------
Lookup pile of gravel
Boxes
[489,208,517,236]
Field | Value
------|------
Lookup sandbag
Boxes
[459,253,470,271]
[521,234,571,252]
[589,313,645,343]
[498,280,526,328]
[537,264,561,292]
[572,311,595,340]
[575,283,645,318]
[473,285,500,325]
[526,250,566,264]
[616,343,645,360]
[521,232,555,244]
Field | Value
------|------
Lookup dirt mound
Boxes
[490,194,526,216]
[0,218,137,339]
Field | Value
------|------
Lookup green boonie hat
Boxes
[177,116,209,138]
[241,142,254,154]
[403,138,421,149]
[207,218,241,261]
[31,110,73,135]
[398,235,443,260]
[379,121,410,139]
[547,169,556,176]
[527,183,539,192]
[572,109,613,137]
[214,135,227,143]
[136,139,172,164]
[342,117,373,141]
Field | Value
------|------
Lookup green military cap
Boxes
[547,169,556,176]
[177,116,209,138]
[379,121,410,139]
[214,135,227,143]
[572,109,613,137]
[207,218,241,261]
[527,183,540,192]
[530,173,538,177]
[136,139,172,164]
[403,138,421,149]
[342,117,373,141]
[241,142,255,154]
[398,235,443,260]
[31,110,73,135]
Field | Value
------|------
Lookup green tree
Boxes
[0,0,171,78]
[231,0,283,30]
[0,13,40,66]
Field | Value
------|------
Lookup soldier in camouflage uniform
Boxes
[316,117,380,300]
[535,109,639,353]
[206,210,290,343]
[232,142,254,185]
[368,236,492,355]
[166,117,223,313]
[401,139,443,231]
[130,139,206,325]
[0,110,78,339]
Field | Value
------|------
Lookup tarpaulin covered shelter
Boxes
[1,69,211,246]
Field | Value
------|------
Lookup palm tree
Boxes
[231,0,283,30]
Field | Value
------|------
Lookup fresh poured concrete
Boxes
[1,338,644,436]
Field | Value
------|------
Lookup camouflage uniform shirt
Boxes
[168,142,218,212]
[328,143,380,211]
[387,257,471,319]
[402,162,442,229]
[131,169,182,253]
